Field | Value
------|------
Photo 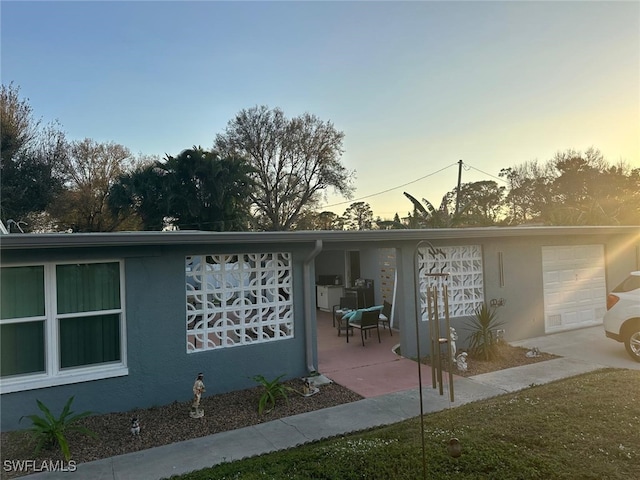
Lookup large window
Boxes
[1,266,46,377]
[186,253,293,352]
[0,261,127,394]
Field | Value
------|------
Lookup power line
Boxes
[319,162,459,209]
[463,163,509,184]
[141,160,506,227]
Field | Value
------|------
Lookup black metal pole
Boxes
[413,240,435,480]
[445,284,454,402]
[428,287,436,389]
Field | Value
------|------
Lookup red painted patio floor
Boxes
[316,309,433,398]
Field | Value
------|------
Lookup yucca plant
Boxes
[20,396,96,461]
[252,374,292,415]
[465,303,505,361]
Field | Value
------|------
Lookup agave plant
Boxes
[20,396,96,461]
[465,304,505,361]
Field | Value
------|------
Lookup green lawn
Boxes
[169,369,639,480]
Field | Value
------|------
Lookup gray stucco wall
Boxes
[1,244,313,431]
[2,228,637,430]
[391,232,639,359]
[482,237,546,341]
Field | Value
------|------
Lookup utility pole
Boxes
[455,159,463,216]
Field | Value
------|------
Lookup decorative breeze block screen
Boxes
[418,245,484,320]
[186,253,293,352]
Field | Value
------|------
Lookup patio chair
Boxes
[349,309,381,346]
[333,295,357,331]
[379,300,393,336]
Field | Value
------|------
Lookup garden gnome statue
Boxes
[190,372,205,418]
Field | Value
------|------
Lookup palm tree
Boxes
[402,192,466,228]
[109,147,255,231]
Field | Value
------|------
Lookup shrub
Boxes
[465,304,504,361]
[252,374,292,415]
[20,396,96,461]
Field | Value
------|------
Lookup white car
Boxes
[604,271,640,362]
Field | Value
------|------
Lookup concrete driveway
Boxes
[511,325,640,371]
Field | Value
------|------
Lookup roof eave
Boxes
[0,226,638,250]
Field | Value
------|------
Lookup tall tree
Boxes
[50,138,135,232]
[342,202,374,230]
[109,147,255,231]
[598,163,640,225]
[161,147,255,231]
[0,83,38,163]
[0,83,66,227]
[502,148,640,225]
[499,161,553,224]
[107,159,166,230]
[443,180,505,226]
[215,106,354,230]
[291,210,342,230]
[546,148,639,225]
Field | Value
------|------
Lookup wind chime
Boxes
[425,278,462,458]
[414,241,462,480]
[425,276,454,402]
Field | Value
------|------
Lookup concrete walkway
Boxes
[511,325,640,371]
[24,356,608,480]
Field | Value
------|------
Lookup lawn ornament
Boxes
[300,377,320,397]
[526,347,541,358]
[303,378,312,395]
[447,437,462,458]
[449,327,458,363]
[455,352,468,372]
[190,372,206,418]
[130,417,140,436]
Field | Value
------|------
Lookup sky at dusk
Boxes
[2,1,638,219]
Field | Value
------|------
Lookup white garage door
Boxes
[542,245,607,333]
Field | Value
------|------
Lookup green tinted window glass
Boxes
[1,266,45,319]
[59,314,121,368]
[0,321,45,377]
[56,263,120,314]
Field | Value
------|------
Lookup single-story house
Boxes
[1,226,638,430]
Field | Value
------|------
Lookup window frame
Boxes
[0,260,128,394]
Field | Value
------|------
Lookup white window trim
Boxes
[0,260,128,394]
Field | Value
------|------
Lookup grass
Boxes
[169,369,639,479]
